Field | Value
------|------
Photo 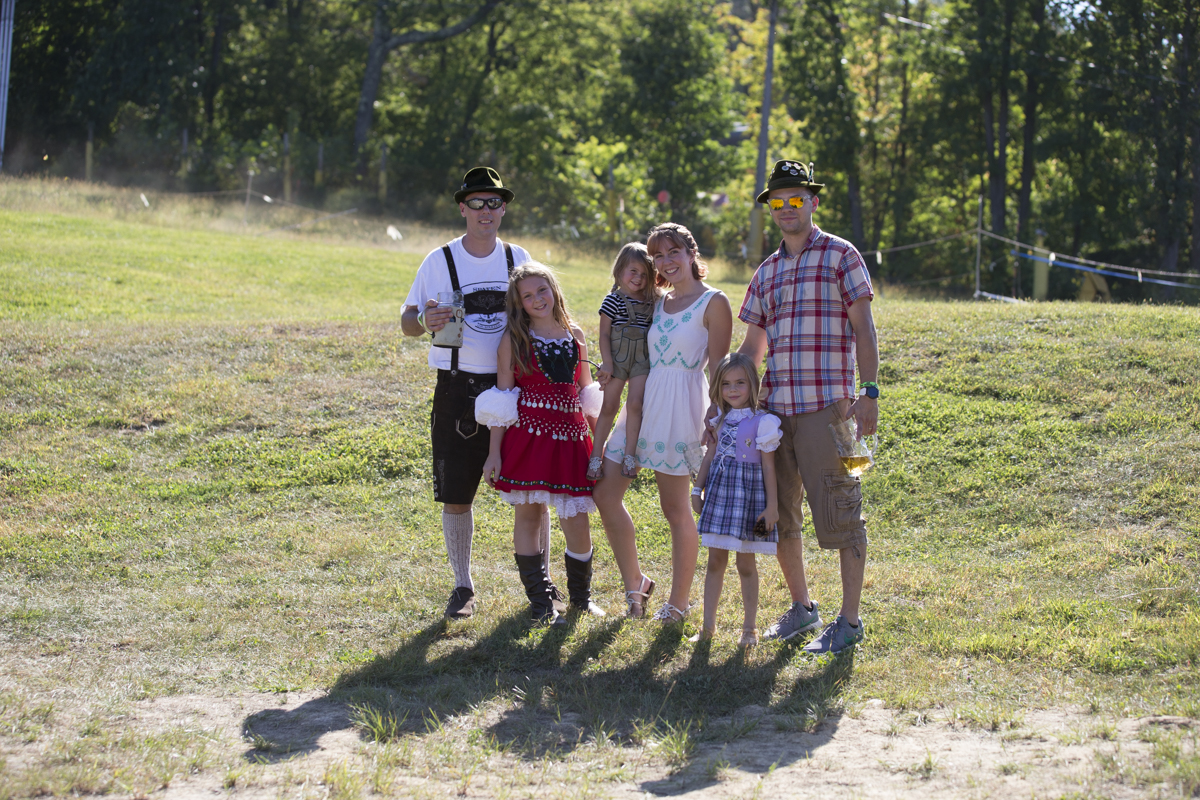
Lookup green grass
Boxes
[1,183,1198,796]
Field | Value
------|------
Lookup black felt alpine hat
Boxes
[756,160,825,203]
[454,166,515,204]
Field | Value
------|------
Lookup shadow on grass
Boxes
[240,611,853,783]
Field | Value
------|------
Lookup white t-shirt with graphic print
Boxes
[404,236,531,373]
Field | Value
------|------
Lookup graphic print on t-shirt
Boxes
[460,280,509,335]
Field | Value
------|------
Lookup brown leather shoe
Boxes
[444,587,475,620]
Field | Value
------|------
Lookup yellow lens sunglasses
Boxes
[768,196,813,210]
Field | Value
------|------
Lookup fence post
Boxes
[244,164,255,225]
[283,132,293,203]
[315,142,324,188]
[378,144,387,203]
[1033,229,1048,300]
[974,195,983,299]
[178,127,188,180]
[86,122,95,182]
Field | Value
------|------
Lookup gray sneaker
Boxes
[803,615,864,654]
[762,601,822,641]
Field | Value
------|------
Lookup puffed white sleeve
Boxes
[579,382,602,418]
[474,387,520,428]
[755,413,783,452]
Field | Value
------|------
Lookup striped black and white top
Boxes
[598,291,654,328]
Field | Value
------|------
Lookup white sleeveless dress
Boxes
[605,289,721,477]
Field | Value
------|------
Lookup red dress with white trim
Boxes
[494,334,596,518]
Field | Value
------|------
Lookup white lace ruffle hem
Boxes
[498,489,597,519]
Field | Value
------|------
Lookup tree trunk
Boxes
[848,170,865,251]
[351,0,502,173]
[1192,121,1200,274]
[1016,0,1045,245]
[204,2,228,126]
[456,18,502,158]
[993,0,1013,239]
[353,3,392,172]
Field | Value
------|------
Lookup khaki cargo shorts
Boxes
[775,399,869,550]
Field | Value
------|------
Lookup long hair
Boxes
[708,353,762,419]
[505,261,575,377]
[610,242,664,300]
[646,222,708,280]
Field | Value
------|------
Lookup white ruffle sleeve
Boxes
[474,387,520,428]
[755,413,783,452]
[579,382,602,418]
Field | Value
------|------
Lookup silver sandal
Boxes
[651,601,689,623]
[625,575,655,619]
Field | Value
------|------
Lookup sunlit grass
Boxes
[1,180,1198,795]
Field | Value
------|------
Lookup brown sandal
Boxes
[586,455,604,481]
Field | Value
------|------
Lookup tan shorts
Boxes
[775,399,868,550]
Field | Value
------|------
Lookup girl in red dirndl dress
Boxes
[476,262,605,625]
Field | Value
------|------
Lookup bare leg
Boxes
[591,379,627,464]
[736,552,759,631]
[776,537,813,608]
[655,472,699,614]
[622,374,648,461]
[513,503,547,556]
[838,542,867,626]
[557,511,592,556]
[700,548,728,633]
[592,466,642,595]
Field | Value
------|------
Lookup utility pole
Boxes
[0,0,15,174]
[748,0,779,266]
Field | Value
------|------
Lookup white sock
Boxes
[539,507,552,572]
[442,509,474,592]
[565,547,593,562]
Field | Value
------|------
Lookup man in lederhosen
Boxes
[401,167,534,620]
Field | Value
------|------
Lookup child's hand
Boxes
[482,452,503,488]
[701,402,719,446]
[691,494,703,516]
[758,506,779,530]
[596,365,613,388]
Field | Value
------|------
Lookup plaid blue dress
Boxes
[697,409,782,555]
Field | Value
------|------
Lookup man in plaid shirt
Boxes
[737,160,880,654]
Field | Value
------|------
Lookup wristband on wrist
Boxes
[691,487,703,497]
[417,308,432,334]
[859,381,880,400]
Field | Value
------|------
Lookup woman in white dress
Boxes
[594,223,733,621]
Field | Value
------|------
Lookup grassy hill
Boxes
[1,189,1198,796]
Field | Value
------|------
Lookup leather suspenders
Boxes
[438,242,515,374]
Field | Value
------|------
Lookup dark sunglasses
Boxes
[464,197,505,210]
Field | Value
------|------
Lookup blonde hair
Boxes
[646,222,708,280]
[505,262,576,377]
[708,353,762,417]
[610,242,663,301]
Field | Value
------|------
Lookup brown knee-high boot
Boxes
[514,552,567,627]
[565,553,606,616]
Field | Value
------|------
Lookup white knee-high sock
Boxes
[539,507,552,573]
[442,509,474,592]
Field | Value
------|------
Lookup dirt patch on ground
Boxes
[72,691,1188,799]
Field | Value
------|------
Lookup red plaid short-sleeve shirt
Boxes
[739,226,874,417]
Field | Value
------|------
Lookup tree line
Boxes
[6,0,1199,300]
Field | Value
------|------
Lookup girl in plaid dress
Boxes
[690,353,782,646]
